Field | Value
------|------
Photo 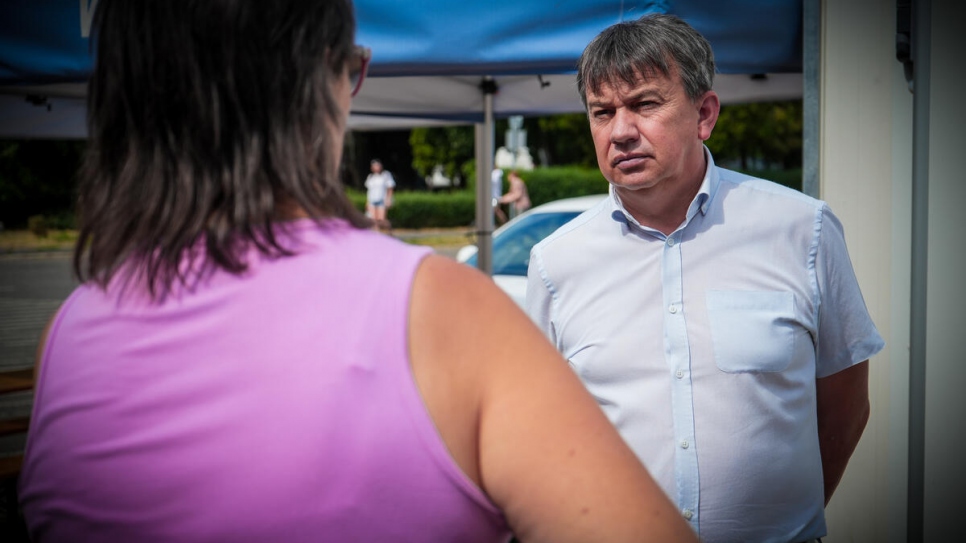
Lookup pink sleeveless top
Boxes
[20,220,512,543]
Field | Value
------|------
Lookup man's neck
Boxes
[619,167,706,236]
[617,150,708,236]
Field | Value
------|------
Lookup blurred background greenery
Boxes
[1,100,802,232]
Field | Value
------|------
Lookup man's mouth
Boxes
[612,154,649,169]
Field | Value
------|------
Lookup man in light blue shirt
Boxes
[525,14,884,543]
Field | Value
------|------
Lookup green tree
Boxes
[409,126,475,181]
[403,100,802,187]
[706,100,802,170]
[534,113,597,168]
[0,140,84,229]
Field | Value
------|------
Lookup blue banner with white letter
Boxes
[0,0,801,86]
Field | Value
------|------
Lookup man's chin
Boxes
[609,174,657,191]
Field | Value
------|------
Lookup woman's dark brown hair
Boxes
[77,0,369,298]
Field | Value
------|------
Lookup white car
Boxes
[457,194,607,307]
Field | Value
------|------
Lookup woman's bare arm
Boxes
[410,255,696,543]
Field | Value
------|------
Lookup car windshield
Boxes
[466,211,583,276]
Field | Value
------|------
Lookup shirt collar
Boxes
[609,145,719,232]
[693,145,718,217]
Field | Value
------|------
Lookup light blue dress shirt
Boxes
[526,150,884,543]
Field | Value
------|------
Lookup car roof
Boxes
[490,193,608,236]
[528,193,608,214]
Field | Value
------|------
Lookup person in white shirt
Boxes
[525,13,884,543]
[491,167,507,224]
[365,159,395,229]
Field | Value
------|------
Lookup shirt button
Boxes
[682,509,693,520]
[675,370,684,379]
[669,305,677,314]
[680,440,689,449]
[667,237,675,247]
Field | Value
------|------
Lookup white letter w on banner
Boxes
[81,0,99,37]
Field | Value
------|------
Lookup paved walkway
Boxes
[0,251,76,460]
[0,236,468,425]
[0,251,77,372]
[0,233,468,367]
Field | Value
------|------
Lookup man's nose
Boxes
[609,108,639,144]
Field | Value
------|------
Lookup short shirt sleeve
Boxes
[813,205,885,378]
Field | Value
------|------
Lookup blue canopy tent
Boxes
[1,0,803,129]
[0,0,804,271]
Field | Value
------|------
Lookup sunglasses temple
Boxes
[352,52,370,97]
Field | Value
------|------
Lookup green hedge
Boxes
[515,167,609,207]
[5,167,803,233]
[387,191,477,228]
[345,166,610,229]
[346,188,477,229]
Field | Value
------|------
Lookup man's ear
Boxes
[696,90,720,141]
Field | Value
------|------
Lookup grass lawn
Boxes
[0,228,475,255]
[0,229,77,253]
[392,227,475,255]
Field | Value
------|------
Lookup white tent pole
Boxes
[474,76,497,275]
[802,0,820,199]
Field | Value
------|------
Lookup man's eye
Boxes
[591,109,612,118]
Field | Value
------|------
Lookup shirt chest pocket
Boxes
[706,290,796,373]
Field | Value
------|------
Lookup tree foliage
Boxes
[409,126,475,180]
[533,113,597,168]
[706,100,802,170]
[0,140,84,228]
[0,101,804,230]
[403,101,804,182]
[407,112,600,186]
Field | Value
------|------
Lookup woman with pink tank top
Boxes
[18,2,697,542]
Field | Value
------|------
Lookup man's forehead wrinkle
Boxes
[588,66,671,102]
[588,86,657,107]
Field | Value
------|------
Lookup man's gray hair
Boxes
[577,13,715,106]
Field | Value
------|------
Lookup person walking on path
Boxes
[490,167,508,224]
[526,13,884,543]
[364,158,394,230]
[498,170,531,220]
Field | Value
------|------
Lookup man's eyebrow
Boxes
[588,89,662,109]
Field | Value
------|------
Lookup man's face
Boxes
[585,67,717,195]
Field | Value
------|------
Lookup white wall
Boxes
[820,1,908,540]
[820,0,966,541]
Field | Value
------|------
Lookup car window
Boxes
[467,211,582,276]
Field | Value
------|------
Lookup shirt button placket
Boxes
[662,231,699,533]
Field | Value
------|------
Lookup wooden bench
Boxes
[0,368,33,479]
[0,369,33,396]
